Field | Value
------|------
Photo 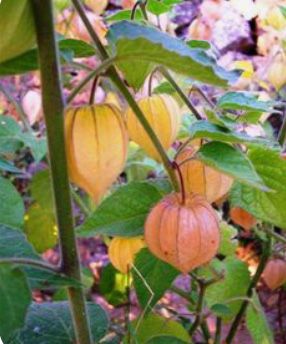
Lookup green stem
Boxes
[0,258,60,273]
[71,0,180,192]
[71,188,91,217]
[278,105,286,147]
[189,85,215,108]
[225,236,272,344]
[189,282,207,336]
[158,67,202,120]
[30,1,93,343]
[0,83,33,133]
[261,226,286,245]
[67,57,115,104]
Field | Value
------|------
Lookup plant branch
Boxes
[189,85,215,108]
[30,1,93,343]
[225,235,272,344]
[0,83,33,133]
[71,0,180,192]
[0,258,60,273]
[67,57,115,104]
[261,225,286,245]
[189,281,207,336]
[214,317,222,344]
[158,66,202,120]
[278,105,286,147]
[71,188,91,217]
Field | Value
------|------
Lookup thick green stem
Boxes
[0,258,60,273]
[158,67,202,120]
[225,236,272,344]
[30,1,93,343]
[71,0,180,192]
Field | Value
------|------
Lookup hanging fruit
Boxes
[65,104,128,203]
[267,53,286,91]
[0,0,35,63]
[145,193,220,273]
[262,259,286,290]
[108,237,145,274]
[126,94,181,161]
[230,207,257,231]
[175,146,233,203]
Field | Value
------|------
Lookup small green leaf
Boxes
[231,147,286,228]
[0,264,31,342]
[108,21,239,90]
[106,9,144,22]
[187,40,211,50]
[0,176,24,229]
[124,314,190,343]
[8,302,109,344]
[217,92,273,112]
[19,134,47,162]
[189,121,276,147]
[0,114,23,154]
[205,257,251,321]
[219,222,237,256]
[78,181,165,237]
[196,142,268,191]
[147,0,171,15]
[210,303,232,317]
[24,203,58,253]
[246,291,274,344]
[133,248,179,311]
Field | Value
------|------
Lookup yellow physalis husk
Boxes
[65,104,128,204]
[108,237,145,274]
[126,94,182,161]
[265,7,286,31]
[267,53,286,91]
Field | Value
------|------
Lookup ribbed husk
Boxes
[176,146,233,203]
[108,237,145,274]
[145,193,220,274]
[230,207,257,231]
[126,94,181,161]
[262,259,286,290]
[65,104,128,203]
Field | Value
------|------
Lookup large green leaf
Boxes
[205,257,251,321]
[246,291,274,344]
[0,264,31,342]
[0,114,22,154]
[189,121,276,147]
[124,314,190,343]
[0,39,96,76]
[231,147,286,228]
[0,224,78,289]
[133,248,179,311]
[78,181,165,237]
[0,177,24,228]
[30,169,54,212]
[196,142,268,191]
[7,302,109,344]
[217,92,273,112]
[219,222,238,257]
[108,21,239,89]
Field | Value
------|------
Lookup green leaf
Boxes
[19,133,47,162]
[189,121,276,147]
[147,336,189,344]
[197,142,268,191]
[30,169,54,213]
[147,0,171,15]
[0,224,77,289]
[230,147,286,227]
[0,157,23,174]
[217,92,273,112]
[246,291,274,344]
[133,248,179,311]
[0,176,24,228]
[219,222,238,256]
[187,40,211,50]
[106,9,144,22]
[8,302,109,344]
[108,21,239,90]
[0,39,95,76]
[0,264,31,342]
[99,263,128,306]
[210,303,232,317]
[78,181,164,237]
[0,114,23,154]
[24,203,58,253]
[125,314,190,343]
[205,257,251,321]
